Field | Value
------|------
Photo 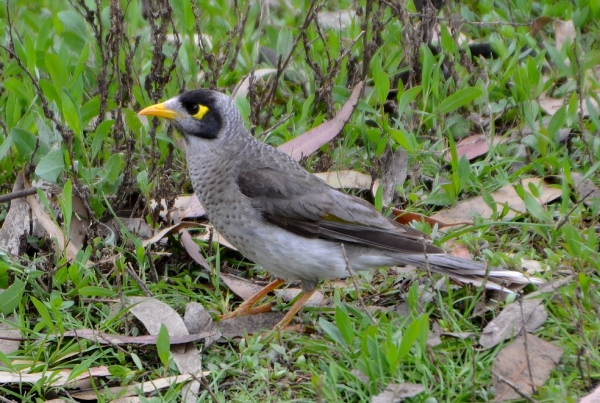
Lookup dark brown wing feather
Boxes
[236,165,443,254]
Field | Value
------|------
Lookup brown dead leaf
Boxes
[0,174,31,255]
[479,299,548,349]
[69,196,89,250]
[539,92,600,117]
[493,334,563,402]
[390,208,470,228]
[431,177,562,224]
[126,297,203,402]
[276,288,324,307]
[233,68,278,99]
[24,180,82,264]
[444,134,509,162]
[184,302,221,348]
[0,316,20,355]
[217,312,286,339]
[371,382,425,403]
[379,148,409,206]
[180,228,211,271]
[196,227,237,250]
[141,221,198,247]
[62,329,216,345]
[278,80,364,160]
[554,20,576,51]
[0,366,110,387]
[580,384,600,403]
[530,16,554,36]
[70,373,210,400]
[313,170,372,190]
[571,172,600,207]
[219,273,266,300]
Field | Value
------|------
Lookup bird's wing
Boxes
[236,164,443,254]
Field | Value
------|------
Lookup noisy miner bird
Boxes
[138,89,542,328]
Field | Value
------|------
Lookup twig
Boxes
[519,295,536,394]
[0,188,38,204]
[126,262,153,297]
[555,190,595,231]
[340,244,377,325]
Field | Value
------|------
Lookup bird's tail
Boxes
[393,253,544,292]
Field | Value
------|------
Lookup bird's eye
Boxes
[185,104,199,115]
[185,103,210,120]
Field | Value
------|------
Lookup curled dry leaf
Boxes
[0,174,31,255]
[492,334,563,402]
[378,148,409,206]
[184,302,221,348]
[276,288,324,307]
[278,80,364,160]
[554,20,576,51]
[232,68,278,99]
[571,172,600,207]
[196,227,237,250]
[479,299,548,349]
[529,16,554,36]
[141,221,198,247]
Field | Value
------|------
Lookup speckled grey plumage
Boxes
[142,89,542,292]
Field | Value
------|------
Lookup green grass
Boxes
[1,0,600,401]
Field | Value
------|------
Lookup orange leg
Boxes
[220,279,286,319]
[275,289,316,329]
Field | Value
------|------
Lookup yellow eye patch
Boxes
[192,105,210,120]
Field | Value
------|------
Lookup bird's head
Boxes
[138,89,245,150]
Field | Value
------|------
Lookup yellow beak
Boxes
[138,102,181,120]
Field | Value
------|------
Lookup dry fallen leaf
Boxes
[0,366,110,387]
[278,81,364,160]
[580,384,600,403]
[219,273,266,301]
[70,373,209,400]
[276,288,324,307]
[127,297,204,403]
[378,148,409,206]
[61,329,216,345]
[371,382,425,403]
[431,177,562,224]
[480,299,548,349]
[233,68,278,99]
[530,16,554,36]
[493,334,563,402]
[390,208,470,228]
[217,312,286,339]
[0,174,35,255]
[571,172,600,207]
[184,302,221,348]
[313,170,373,190]
[0,316,20,355]
[141,221,198,247]
[554,19,576,51]
[446,133,509,162]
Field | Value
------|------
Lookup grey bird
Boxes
[138,89,542,327]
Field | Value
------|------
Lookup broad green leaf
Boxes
[0,279,25,315]
[319,318,347,347]
[436,87,483,114]
[78,286,116,297]
[334,305,354,346]
[35,148,65,183]
[397,86,422,115]
[31,296,55,332]
[45,52,68,93]
[91,120,115,160]
[62,89,82,135]
[157,324,171,366]
[3,77,32,102]
[398,314,426,360]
